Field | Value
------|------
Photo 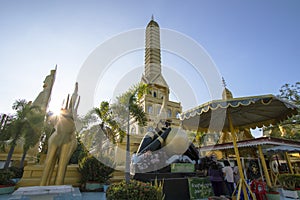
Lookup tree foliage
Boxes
[1,99,45,168]
[79,83,149,154]
[113,83,148,127]
[266,82,300,139]
[279,82,300,105]
[94,101,125,143]
[69,136,87,164]
[0,114,13,151]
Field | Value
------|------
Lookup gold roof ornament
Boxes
[222,77,233,100]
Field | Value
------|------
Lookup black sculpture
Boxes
[131,120,200,174]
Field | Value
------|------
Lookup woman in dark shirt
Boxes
[208,161,225,196]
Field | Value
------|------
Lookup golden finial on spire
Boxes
[222,77,227,88]
[221,77,233,99]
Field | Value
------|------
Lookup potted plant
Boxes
[266,186,280,200]
[278,174,300,199]
[0,169,15,194]
[78,155,114,191]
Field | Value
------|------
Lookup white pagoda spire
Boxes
[142,17,168,88]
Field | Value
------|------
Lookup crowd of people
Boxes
[208,157,240,198]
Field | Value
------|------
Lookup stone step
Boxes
[17,177,81,187]
[111,169,125,183]
[17,164,81,187]
[11,185,82,200]
[111,176,125,183]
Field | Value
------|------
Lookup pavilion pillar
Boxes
[258,145,272,187]
[228,113,256,200]
[285,152,294,174]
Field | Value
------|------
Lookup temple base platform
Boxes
[9,185,81,200]
[17,164,81,187]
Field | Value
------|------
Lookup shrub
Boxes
[78,155,114,183]
[278,174,300,190]
[8,166,23,178]
[106,180,164,200]
[0,169,15,186]
[69,139,88,164]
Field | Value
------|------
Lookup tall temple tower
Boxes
[115,18,182,167]
[141,16,168,89]
[133,17,182,135]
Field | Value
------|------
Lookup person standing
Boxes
[222,160,235,196]
[208,160,225,196]
[233,160,240,187]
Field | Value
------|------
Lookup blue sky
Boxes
[0,0,299,120]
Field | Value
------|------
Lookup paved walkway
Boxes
[0,192,106,200]
[0,193,298,200]
[0,190,296,200]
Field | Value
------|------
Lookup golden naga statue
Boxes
[40,83,80,186]
[32,68,56,113]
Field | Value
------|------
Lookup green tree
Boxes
[278,82,300,139]
[112,83,148,127]
[79,83,148,183]
[4,99,44,169]
[87,83,148,145]
[279,82,300,105]
[79,108,112,156]
[19,108,44,168]
[0,114,13,151]
[267,82,300,139]
[112,83,148,183]
[4,99,29,169]
[94,101,126,143]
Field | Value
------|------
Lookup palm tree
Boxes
[0,114,13,151]
[4,100,28,169]
[82,83,148,183]
[95,102,117,143]
[19,108,44,168]
[94,101,127,144]
[4,99,44,169]
[111,83,148,183]
[112,83,148,127]
[0,114,8,133]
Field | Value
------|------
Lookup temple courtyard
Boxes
[0,191,106,200]
[0,191,298,200]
